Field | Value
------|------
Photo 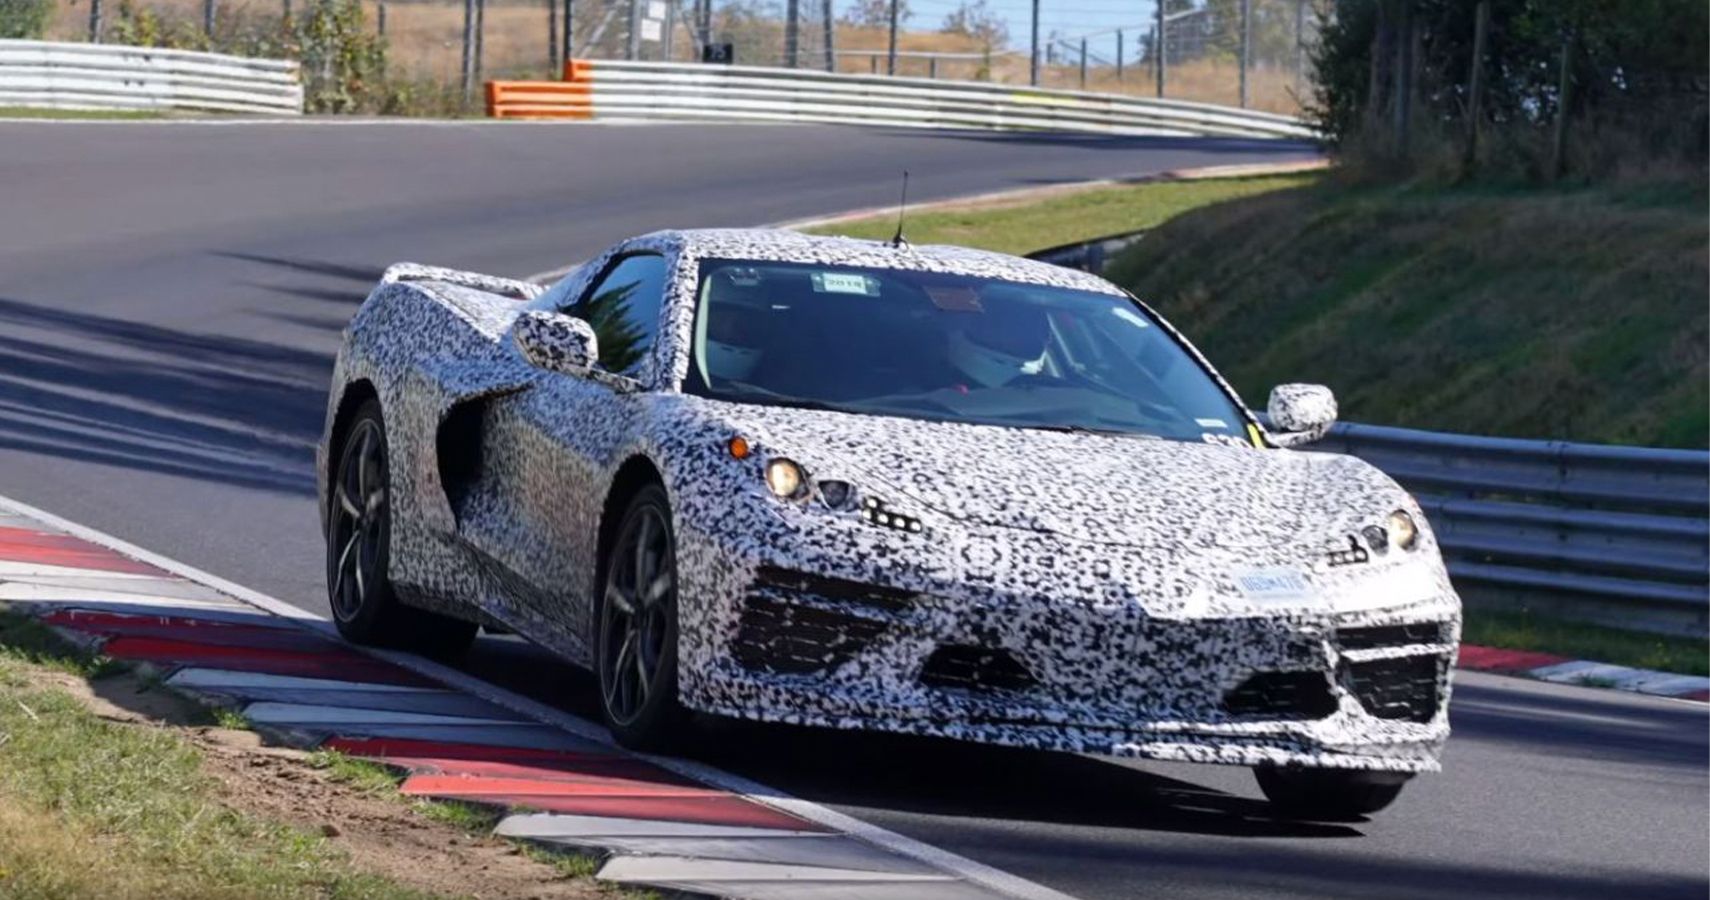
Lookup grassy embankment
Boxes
[803,172,1709,672]
[0,610,619,898]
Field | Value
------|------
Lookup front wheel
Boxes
[596,484,686,751]
[327,400,476,659]
[1254,766,1411,820]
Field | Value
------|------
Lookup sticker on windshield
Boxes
[925,285,982,311]
[811,272,877,296]
[1195,417,1227,428]
[1234,568,1315,606]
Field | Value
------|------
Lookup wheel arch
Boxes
[596,454,668,584]
[321,378,380,531]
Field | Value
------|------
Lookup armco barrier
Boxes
[0,39,302,115]
[1023,235,1709,637]
[487,58,1313,139]
[1311,423,1708,637]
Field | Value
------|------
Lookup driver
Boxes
[943,298,1052,389]
[702,299,768,383]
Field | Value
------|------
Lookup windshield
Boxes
[685,258,1252,444]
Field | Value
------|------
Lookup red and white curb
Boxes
[1458,645,1709,703]
[0,497,1073,900]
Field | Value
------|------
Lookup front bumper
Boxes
[676,526,1461,773]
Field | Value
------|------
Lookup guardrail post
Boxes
[929,57,937,79]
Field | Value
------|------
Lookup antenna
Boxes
[889,170,911,248]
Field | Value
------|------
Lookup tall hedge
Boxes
[0,0,51,39]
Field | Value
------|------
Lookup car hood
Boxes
[717,403,1407,554]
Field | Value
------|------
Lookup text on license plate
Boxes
[1234,568,1314,604]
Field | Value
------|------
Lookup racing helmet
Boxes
[945,298,1050,388]
[705,300,767,381]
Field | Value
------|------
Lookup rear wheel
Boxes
[327,400,476,659]
[1254,766,1411,820]
[596,484,685,750]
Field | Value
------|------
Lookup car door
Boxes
[462,250,672,665]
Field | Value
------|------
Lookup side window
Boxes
[567,253,667,380]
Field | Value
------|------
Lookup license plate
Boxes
[1234,568,1315,605]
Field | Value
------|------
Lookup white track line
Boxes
[0,490,1078,900]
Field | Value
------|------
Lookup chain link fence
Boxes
[20,0,1318,114]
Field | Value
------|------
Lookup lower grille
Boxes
[1343,656,1443,723]
[919,645,1036,693]
[1336,622,1445,650]
[731,594,886,675]
[1223,671,1338,720]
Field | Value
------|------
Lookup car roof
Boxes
[654,228,1128,297]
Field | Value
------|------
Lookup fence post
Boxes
[1155,0,1165,97]
[203,0,215,36]
[885,0,898,75]
[785,0,798,67]
[627,0,641,59]
[1462,0,1489,173]
[1079,37,1087,89]
[1029,0,1039,86]
[1293,0,1305,96]
[461,0,475,102]
[663,0,675,59]
[565,0,575,62]
[475,0,486,82]
[377,0,386,36]
[1549,30,1574,180]
[1116,28,1123,81]
[929,56,937,79]
[822,0,835,72]
[1238,0,1250,107]
[549,0,559,72]
[88,0,103,41]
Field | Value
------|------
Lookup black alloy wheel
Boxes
[596,484,685,749]
[326,399,475,658]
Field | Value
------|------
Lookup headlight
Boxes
[765,458,807,499]
[1387,510,1419,551]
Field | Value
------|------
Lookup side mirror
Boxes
[1266,383,1337,447]
[514,311,599,376]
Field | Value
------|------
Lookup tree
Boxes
[940,0,1006,48]
[843,0,908,28]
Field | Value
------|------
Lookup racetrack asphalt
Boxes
[0,119,1702,899]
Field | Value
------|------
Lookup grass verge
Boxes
[0,106,166,120]
[1462,610,1708,677]
[799,172,1321,257]
[1106,175,1708,448]
[0,612,436,899]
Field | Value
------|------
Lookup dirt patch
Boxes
[49,666,610,900]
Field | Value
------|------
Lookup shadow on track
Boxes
[0,295,329,495]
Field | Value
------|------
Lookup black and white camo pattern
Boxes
[317,230,1462,774]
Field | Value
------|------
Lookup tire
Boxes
[1254,766,1412,820]
[595,484,686,751]
[327,399,476,660]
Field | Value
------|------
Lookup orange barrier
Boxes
[485,79,592,120]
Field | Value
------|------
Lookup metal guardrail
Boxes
[487,59,1314,140]
[0,40,303,115]
[1310,423,1708,637]
[1024,236,1710,637]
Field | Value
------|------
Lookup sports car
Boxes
[318,228,1461,819]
